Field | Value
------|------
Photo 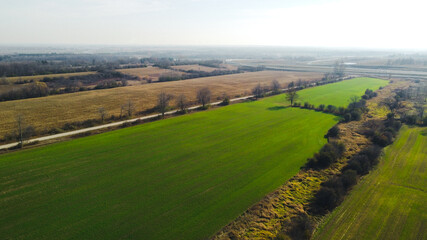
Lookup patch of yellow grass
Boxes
[171,64,219,72]
[118,66,183,81]
[0,71,321,137]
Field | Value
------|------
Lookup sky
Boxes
[0,0,426,49]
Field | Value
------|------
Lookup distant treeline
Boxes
[0,70,134,102]
[0,53,142,77]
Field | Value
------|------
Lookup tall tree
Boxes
[157,92,173,118]
[98,107,107,123]
[176,94,188,113]
[271,80,281,94]
[126,100,135,117]
[197,87,211,107]
[286,89,299,106]
[252,83,263,99]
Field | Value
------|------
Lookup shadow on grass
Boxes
[267,106,289,111]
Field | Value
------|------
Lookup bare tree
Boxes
[288,81,295,88]
[157,92,174,118]
[14,114,35,148]
[271,80,281,94]
[125,99,135,117]
[120,105,125,118]
[176,94,188,113]
[286,89,299,106]
[252,83,264,99]
[197,87,211,108]
[98,107,107,123]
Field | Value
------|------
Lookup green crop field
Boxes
[314,126,427,240]
[0,77,387,239]
[298,77,388,107]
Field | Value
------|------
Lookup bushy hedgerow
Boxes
[325,125,340,138]
[306,141,345,169]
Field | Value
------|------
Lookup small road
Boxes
[0,95,255,150]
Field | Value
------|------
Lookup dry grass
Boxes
[6,72,97,82]
[171,64,219,72]
[0,71,321,137]
[118,66,183,82]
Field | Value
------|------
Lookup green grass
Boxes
[297,77,388,107]
[0,77,387,239]
[314,126,427,240]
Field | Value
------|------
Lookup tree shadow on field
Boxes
[267,106,289,111]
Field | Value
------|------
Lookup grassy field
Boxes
[298,77,388,107]
[6,71,97,82]
[314,126,427,240]
[0,93,339,239]
[118,66,184,82]
[0,71,321,137]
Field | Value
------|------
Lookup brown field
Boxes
[171,64,219,72]
[6,71,97,82]
[118,66,183,82]
[0,71,321,137]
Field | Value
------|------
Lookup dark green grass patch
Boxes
[297,77,388,107]
[0,97,337,239]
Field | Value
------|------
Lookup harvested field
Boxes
[171,64,219,72]
[6,71,97,82]
[0,71,321,137]
[117,66,183,82]
[314,126,427,240]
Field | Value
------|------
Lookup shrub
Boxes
[318,104,325,111]
[304,102,310,108]
[326,105,337,113]
[314,187,339,211]
[341,170,358,190]
[221,97,230,106]
[326,125,339,138]
[343,113,352,122]
[350,111,361,121]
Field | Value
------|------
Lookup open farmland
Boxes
[0,71,321,137]
[314,126,427,240]
[117,66,184,81]
[171,64,220,72]
[6,71,97,82]
[0,91,339,239]
[298,77,388,107]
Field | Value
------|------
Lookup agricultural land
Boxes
[0,77,389,240]
[314,126,427,240]
[0,71,320,137]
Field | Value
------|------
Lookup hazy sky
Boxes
[1,0,426,49]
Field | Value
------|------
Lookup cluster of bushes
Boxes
[1,71,133,102]
[0,81,49,101]
[313,169,359,212]
[312,117,401,213]
[306,141,345,169]
[362,89,377,100]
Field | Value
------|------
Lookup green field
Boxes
[314,126,427,240]
[0,77,387,239]
[298,77,388,107]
